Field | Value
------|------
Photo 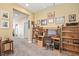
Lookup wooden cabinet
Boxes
[37,36,44,48]
[32,26,44,43]
[37,40,43,48]
[2,40,13,55]
[32,26,45,47]
[61,26,79,54]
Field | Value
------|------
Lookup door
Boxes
[24,21,28,39]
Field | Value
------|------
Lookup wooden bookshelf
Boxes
[51,37,60,41]
[34,27,45,48]
[61,26,79,54]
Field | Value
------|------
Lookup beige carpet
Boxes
[5,38,76,56]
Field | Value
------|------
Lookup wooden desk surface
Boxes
[51,37,60,41]
[38,36,44,38]
[2,40,13,44]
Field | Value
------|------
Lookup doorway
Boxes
[13,10,28,39]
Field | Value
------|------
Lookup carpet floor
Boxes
[5,38,78,56]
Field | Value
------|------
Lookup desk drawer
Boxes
[37,40,43,48]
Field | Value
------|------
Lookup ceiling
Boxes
[18,3,56,13]
[14,3,62,20]
[13,10,28,20]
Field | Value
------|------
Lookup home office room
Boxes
[32,3,79,56]
[0,2,79,56]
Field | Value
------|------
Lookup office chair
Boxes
[44,36,54,50]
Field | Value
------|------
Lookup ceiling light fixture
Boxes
[43,6,46,8]
[15,14,19,17]
[25,3,29,7]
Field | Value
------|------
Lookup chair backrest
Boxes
[44,36,52,44]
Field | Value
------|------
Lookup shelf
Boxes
[62,31,72,33]
[38,36,44,38]
[63,26,79,28]
[62,47,79,53]
[71,38,79,40]
[51,37,60,41]
[62,36,72,39]
[62,31,79,34]
[63,42,79,47]
[62,36,79,40]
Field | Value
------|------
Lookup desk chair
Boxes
[44,36,54,50]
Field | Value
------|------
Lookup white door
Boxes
[24,21,28,39]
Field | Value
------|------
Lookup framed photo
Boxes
[1,10,9,19]
[48,18,54,23]
[0,20,9,28]
[41,19,47,25]
[54,16,65,24]
[69,14,76,22]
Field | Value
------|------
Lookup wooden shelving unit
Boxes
[37,36,44,48]
[61,26,79,54]
[33,27,45,48]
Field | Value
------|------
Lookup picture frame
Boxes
[54,16,65,24]
[48,18,54,23]
[0,19,9,28]
[69,14,76,22]
[41,19,47,25]
[1,10,9,19]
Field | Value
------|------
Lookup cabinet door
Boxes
[37,40,43,48]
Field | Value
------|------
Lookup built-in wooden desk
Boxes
[51,37,60,41]
[51,37,60,43]
[51,36,60,50]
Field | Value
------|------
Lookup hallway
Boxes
[8,38,63,56]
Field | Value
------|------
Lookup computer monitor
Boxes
[47,29,57,36]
